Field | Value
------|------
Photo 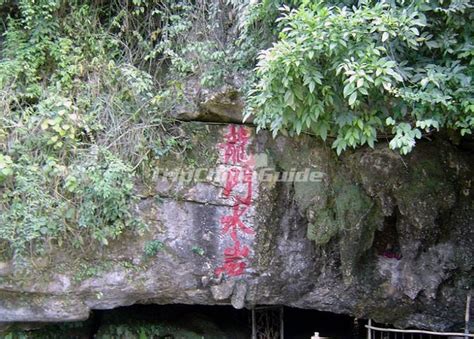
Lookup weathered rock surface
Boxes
[0,122,472,331]
[170,79,249,123]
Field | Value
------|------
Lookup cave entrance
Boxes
[276,306,357,338]
[90,304,358,339]
[6,304,361,338]
[5,306,470,338]
[251,305,358,338]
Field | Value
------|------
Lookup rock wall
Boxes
[0,121,472,331]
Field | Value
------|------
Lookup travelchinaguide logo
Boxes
[155,152,325,185]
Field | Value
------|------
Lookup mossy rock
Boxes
[307,175,382,283]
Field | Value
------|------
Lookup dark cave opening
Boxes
[283,307,358,338]
[89,304,360,339]
[5,304,363,338]
[4,304,459,338]
[372,208,402,259]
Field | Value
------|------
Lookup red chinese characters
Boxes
[215,240,250,277]
[219,125,250,164]
[215,125,255,277]
[221,204,254,241]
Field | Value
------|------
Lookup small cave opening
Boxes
[372,208,402,260]
[4,304,364,338]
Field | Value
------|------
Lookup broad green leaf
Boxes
[348,92,357,106]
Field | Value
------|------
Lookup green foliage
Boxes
[0,149,142,262]
[143,239,164,257]
[108,0,238,88]
[3,0,470,270]
[3,320,225,339]
[0,154,14,182]
[38,96,91,151]
[0,0,254,265]
[245,0,474,154]
[70,151,142,246]
[2,320,90,339]
[73,261,112,283]
[95,322,218,339]
[0,1,198,264]
[192,246,205,256]
[228,0,286,66]
[0,156,69,259]
[97,323,168,339]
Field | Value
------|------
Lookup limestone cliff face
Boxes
[0,120,472,331]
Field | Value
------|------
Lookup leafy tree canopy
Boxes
[244,0,474,154]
